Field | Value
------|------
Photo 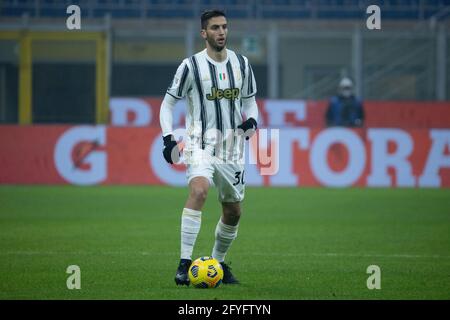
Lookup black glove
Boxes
[237,117,257,140]
[162,134,180,164]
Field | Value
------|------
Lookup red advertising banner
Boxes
[1,125,449,187]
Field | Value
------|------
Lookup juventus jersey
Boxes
[166,48,257,159]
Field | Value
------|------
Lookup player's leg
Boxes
[221,201,241,226]
[180,176,210,261]
[184,176,209,210]
[175,155,214,286]
[210,164,245,284]
[212,201,241,284]
[212,202,241,262]
[175,177,210,286]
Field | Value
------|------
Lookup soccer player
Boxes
[159,9,259,286]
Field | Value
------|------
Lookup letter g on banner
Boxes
[54,126,107,185]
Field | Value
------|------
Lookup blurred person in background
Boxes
[326,77,364,127]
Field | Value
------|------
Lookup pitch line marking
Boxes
[1,251,450,260]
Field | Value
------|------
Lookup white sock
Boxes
[211,219,239,263]
[180,208,202,260]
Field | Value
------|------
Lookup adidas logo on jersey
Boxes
[206,87,240,101]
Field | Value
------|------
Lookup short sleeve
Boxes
[241,56,257,99]
[166,60,192,99]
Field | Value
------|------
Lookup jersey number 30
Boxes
[233,170,245,186]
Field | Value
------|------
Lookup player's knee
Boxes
[230,210,241,220]
[224,207,241,220]
[190,187,208,203]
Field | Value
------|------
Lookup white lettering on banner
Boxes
[54,126,107,185]
[48,126,448,187]
[110,98,152,126]
[149,129,186,186]
[269,128,309,186]
[367,129,416,187]
[419,130,450,187]
[264,100,306,127]
[310,128,366,187]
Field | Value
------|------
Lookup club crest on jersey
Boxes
[206,87,240,100]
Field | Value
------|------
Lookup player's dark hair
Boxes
[201,10,226,30]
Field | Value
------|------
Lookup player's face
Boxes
[202,16,228,52]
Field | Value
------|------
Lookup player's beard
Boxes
[207,34,226,52]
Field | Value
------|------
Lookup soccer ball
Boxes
[188,256,223,288]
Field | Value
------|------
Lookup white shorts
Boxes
[185,148,245,203]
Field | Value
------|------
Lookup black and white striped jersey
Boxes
[166,48,257,156]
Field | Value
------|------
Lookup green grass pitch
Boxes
[0,186,449,300]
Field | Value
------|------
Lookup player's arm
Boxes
[160,60,191,164]
[238,96,258,140]
[160,94,179,164]
[238,56,258,140]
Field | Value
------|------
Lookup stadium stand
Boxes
[0,0,449,20]
[0,0,448,124]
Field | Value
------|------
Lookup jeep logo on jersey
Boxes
[206,87,240,101]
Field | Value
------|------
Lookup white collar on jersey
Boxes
[203,48,230,65]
